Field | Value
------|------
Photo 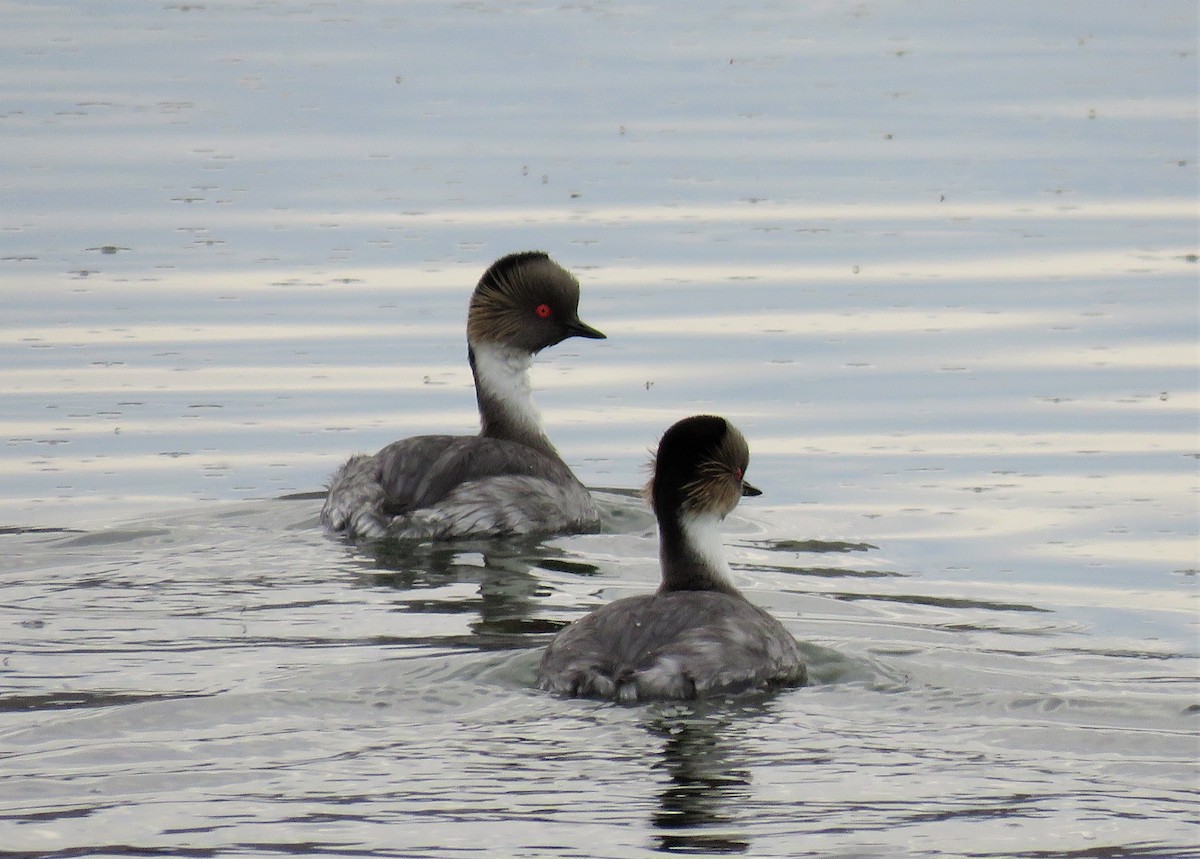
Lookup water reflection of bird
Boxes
[347,540,601,649]
[321,252,606,541]
[538,415,808,701]
[647,711,752,854]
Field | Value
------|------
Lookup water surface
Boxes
[1,2,1197,857]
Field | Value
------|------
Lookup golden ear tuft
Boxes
[683,422,752,516]
[681,457,742,516]
[467,287,524,344]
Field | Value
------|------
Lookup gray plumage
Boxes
[538,590,807,702]
[320,251,604,542]
[322,435,598,541]
[537,415,808,702]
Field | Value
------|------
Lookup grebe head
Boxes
[467,251,605,353]
[647,415,760,523]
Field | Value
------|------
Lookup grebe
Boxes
[321,251,605,541]
[538,415,807,701]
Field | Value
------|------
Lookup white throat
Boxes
[678,511,736,588]
[471,340,543,434]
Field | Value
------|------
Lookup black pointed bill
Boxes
[565,317,606,340]
[741,480,762,497]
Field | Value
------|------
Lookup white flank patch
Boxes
[680,511,736,589]
[470,341,542,434]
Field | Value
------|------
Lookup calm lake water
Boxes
[2,1,1197,857]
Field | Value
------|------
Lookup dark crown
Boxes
[648,415,752,519]
[466,252,587,352]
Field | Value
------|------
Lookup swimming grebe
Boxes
[320,251,606,541]
[537,415,807,701]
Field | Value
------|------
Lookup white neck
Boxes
[470,340,544,438]
[678,511,737,589]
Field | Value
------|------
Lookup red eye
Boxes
[535,303,552,319]
[734,468,743,480]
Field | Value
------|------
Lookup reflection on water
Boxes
[645,710,753,855]
[350,539,597,645]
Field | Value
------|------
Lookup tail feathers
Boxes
[320,453,383,535]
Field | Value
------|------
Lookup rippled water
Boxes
[2,2,1197,857]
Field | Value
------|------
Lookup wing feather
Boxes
[375,435,577,514]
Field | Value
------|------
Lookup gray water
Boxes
[2,2,1197,857]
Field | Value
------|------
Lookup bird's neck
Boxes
[657,508,740,595]
[469,341,557,457]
